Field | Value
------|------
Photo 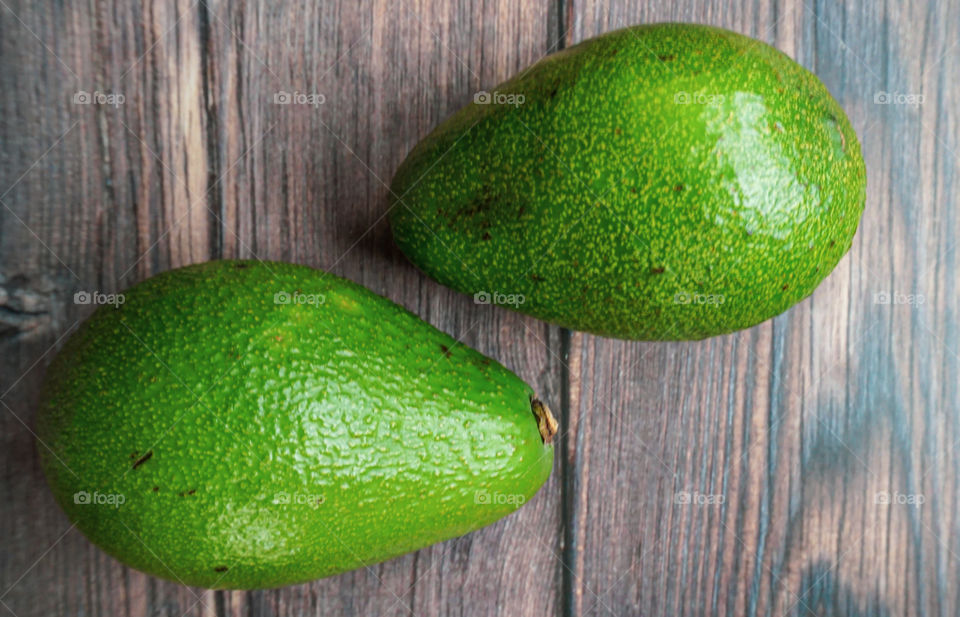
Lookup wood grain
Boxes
[1,0,957,615]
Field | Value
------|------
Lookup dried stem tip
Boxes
[531,398,558,444]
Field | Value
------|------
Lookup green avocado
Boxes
[37,260,555,589]
[389,23,866,340]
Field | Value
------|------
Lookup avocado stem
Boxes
[531,398,558,444]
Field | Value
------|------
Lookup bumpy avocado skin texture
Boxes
[389,23,866,340]
[37,260,553,589]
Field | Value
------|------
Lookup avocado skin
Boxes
[37,260,553,589]
[389,23,866,340]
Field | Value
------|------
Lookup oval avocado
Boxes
[37,260,555,589]
[389,23,867,340]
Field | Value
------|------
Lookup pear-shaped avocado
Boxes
[37,260,555,589]
[390,23,866,340]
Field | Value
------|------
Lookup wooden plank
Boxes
[197,1,564,615]
[1,0,220,615]
[561,1,960,616]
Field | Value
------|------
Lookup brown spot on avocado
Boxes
[132,450,153,469]
[457,186,498,222]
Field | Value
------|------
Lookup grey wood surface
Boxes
[1,0,957,615]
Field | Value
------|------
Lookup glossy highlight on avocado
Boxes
[390,23,867,340]
[37,260,555,589]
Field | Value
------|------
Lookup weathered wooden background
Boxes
[1,0,957,615]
